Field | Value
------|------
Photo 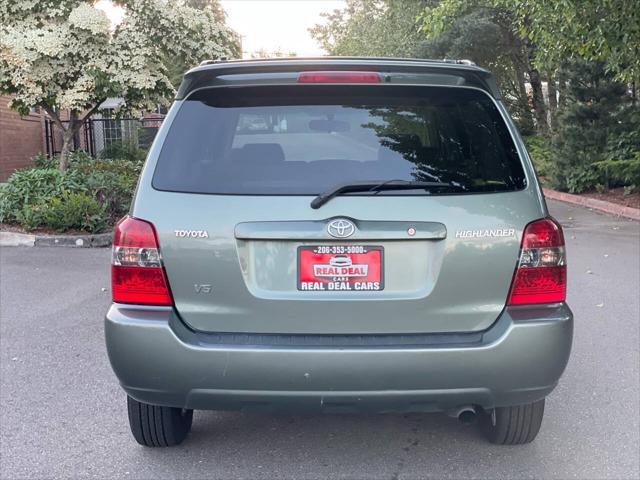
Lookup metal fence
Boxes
[45,116,165,158]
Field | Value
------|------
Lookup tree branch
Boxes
[40,99,107,137]
[40,103,66,132]
[79,99,108,123]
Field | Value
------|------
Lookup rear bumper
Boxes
[105,304,573,412]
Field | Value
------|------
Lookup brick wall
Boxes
[0,95,46,181]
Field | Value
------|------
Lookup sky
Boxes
[220,0,345,57]
[95,0,346,58]
[95,0,124,25]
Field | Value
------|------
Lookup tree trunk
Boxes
[521,16,548,136]
[528,68,548,135]
[71,110,82,151]
[499,11,535,135]
[59,129,74,171]
[59,113,81,171]
[557,70,567,109]
[515,66,535,134]
[547,74,558,131]
[41,101,106,172]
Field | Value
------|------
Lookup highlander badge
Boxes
[455,228,515,239]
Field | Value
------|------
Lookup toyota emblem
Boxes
[327,219,356,238]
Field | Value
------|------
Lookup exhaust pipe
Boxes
[450,406,477,424]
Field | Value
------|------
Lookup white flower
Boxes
[0,0,238,114]
[68,3,110,36]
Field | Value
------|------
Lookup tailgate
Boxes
[137,82,540,334]
[142,192,538,334]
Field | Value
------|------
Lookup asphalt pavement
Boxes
[1,199,638,480]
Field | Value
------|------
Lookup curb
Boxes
[543,188,640,221]
[0,231,112,248]
[0,231,35,247]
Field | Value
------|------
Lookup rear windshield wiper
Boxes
[310,179,461,209]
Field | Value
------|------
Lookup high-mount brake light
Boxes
[507,217,566,305]
[111,216,173,306]
[297,71,381,84]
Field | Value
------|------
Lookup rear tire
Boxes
[127,396,193,447]
[480,399,545,445]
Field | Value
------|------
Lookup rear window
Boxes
[153,85,526,195]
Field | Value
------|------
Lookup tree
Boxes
[550,60,636,192]
[0,0,239,171]
[419,0,639,88]
[309,0,545,134]
[419,1,551,134]
[165,0,241,88]
[309,0,432,58]
[500,0,639,85]
[416,7,536,134]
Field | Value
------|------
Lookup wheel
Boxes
[127,395,193,447]
[480,399,545,445]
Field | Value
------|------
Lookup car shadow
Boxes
[131,410,525,479]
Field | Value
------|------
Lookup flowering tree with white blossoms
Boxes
[0,0,240,171]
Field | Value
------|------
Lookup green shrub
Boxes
[0,153,140,232]
[14,202,48,231]
[593,155,640,188]
[550,60,638,193]
[43,192,108,233]
[99,140,147,163]
[563,164,601,194]
[74,157,142,178]
[74,158,141,221]
[33,153,57,169]
[0,187,10,223]
[85,169,136,221]
[595,118,640,188]
[67,150,94,165]
[6,187,108,233]
[0,168,86,223]
[523,136,553,178]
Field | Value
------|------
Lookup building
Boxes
[1,95,165,181]
[0,95,46,181]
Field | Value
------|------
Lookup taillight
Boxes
[297,71,381,83]
[111,216,173,306]
[507,217,566,305]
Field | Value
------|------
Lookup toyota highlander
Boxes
[105,57,573,447]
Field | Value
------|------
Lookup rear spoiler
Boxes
[176,57,501,100]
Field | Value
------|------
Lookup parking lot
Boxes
[1,199,638,480]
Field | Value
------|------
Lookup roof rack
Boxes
[198,56,477,67]
[442,59,476,66]
[199,57,228,66]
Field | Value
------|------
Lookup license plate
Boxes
[297,245,384,291]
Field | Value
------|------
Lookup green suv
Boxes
[105,57,572,447]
